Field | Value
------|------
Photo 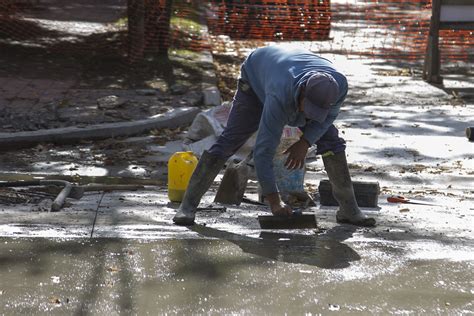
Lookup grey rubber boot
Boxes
[173,150,227,226]
[322,151,376,227]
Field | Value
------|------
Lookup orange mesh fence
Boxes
[347,0,472,62]
[206,0,473,62]
[206,0,332,41]
[0,0,472,63]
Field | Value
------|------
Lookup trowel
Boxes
[258,210,317,229]
[214,151,253,205]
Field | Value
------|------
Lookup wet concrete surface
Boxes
[0,188,473,314]
[0,234,472,315]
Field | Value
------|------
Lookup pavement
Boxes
[0,54,473,313]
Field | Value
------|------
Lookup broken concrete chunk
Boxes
[203,85,221,106]
[97,95,128,109]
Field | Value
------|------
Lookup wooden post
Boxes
[423,0,443,84]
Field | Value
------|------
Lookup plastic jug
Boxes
[168,151,198,202]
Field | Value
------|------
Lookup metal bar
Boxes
[440,22,474,30]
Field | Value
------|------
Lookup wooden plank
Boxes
[441,5,474,22]
[258,213,317,229]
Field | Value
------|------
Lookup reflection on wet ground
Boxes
[1,234,472,315]
[191,224,360,269]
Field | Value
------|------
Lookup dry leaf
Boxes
[48,296,61,304]
[107,266,120,273]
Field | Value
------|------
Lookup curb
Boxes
[0,107,201,150]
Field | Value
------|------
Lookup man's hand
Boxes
[283,138,310,170]
[266,192,292,217]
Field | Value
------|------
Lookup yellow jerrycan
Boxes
[168,151,198,202]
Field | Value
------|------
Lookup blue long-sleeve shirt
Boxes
[240,45,348,195]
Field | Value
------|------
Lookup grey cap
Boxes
[303,72,340,123]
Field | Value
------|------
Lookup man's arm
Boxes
[283,100,342,170]
[253,94,292,216]
[300,104,340,145]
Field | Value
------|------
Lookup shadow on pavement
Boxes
[191,224,360,269]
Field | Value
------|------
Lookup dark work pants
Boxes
[208,81,346,159]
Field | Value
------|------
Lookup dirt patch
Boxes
[0,1,208,133]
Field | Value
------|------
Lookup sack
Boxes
[186,101,232,142]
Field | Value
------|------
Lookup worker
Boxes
[173,45,376,227]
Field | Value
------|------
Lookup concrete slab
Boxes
[91,190,198,239]
[0,193,102,238]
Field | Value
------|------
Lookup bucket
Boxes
[168,151,198,202]
[258,127,306,203]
